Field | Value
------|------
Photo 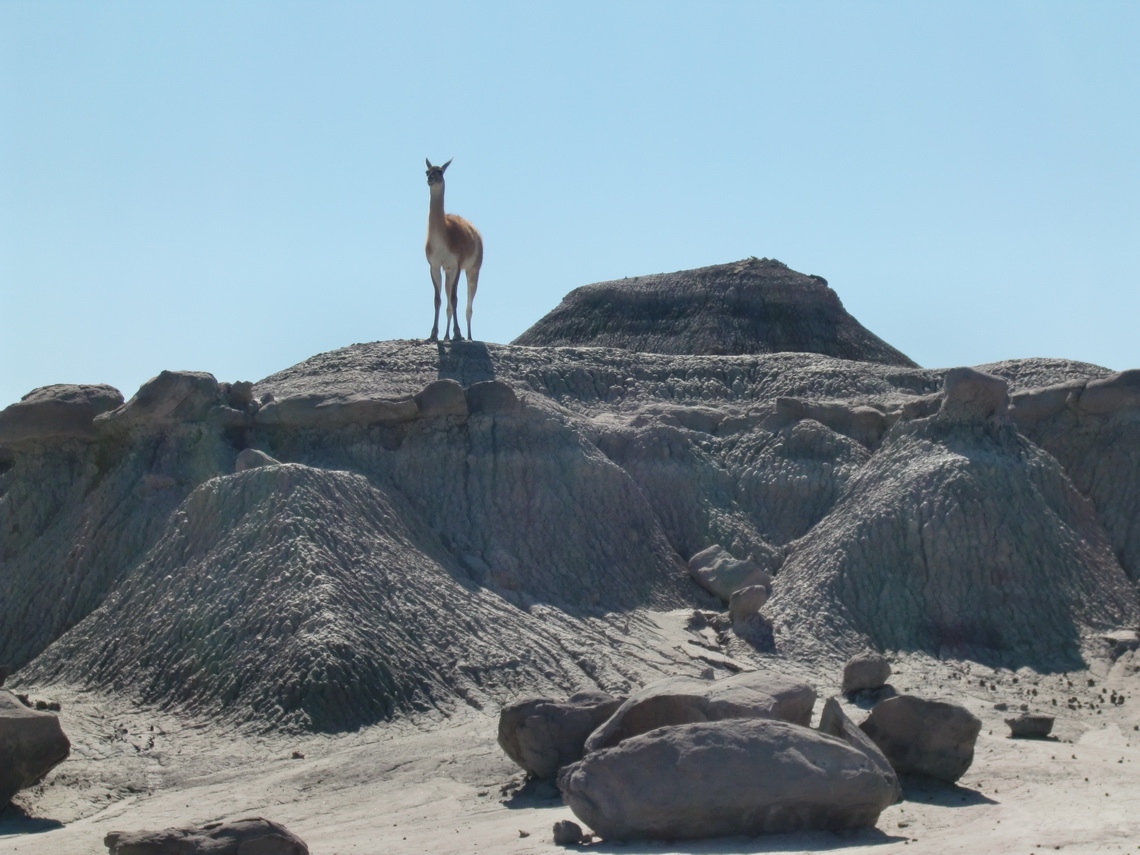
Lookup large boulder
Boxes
[97,370,231,430]
[818,697,901,803]
[497,691,625,779]
[0,384,123,444]
[1076,369,1140,415]
[104,817,308,854]
[583,671,816,753]
[859,695,981,782]
[559,718,898,840]
[728,585,769,626]
[842,651,892,694]
[0,690,71,807]
[938,367,1010,422]
[687,545,771,603]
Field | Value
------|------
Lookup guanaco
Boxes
[424,159,483,341]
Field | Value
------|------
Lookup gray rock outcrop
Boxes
[3,258,1138,734]
[0,689,70,807]
[0,384,123,444]
[104,817,308,855]
[858,695,981,782]
[19,462,681,731]
[559,718,898,840]
[513,258,918,366]
[767,409,1138,667]
[497,692,624,779]
[938,367,1010,422]
[583,672,816,752]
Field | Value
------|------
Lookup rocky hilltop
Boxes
[1,259,1137,733]
[513,257,918,366]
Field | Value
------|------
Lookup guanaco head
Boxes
[425,158,452,186]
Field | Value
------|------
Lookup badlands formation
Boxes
[1,257,1138,853]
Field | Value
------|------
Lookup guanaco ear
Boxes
[425,158,433,169]
[441,158,453,172]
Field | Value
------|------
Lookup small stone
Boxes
[552,820,584,846]
[1006,715,1054,739]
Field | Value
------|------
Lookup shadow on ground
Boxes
[901,777,997,808]
[0,803,64,836]
[580,827,906,854]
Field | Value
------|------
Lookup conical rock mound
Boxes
[513,258,917,367]
[22,464,680,730]
[767,411,1138,667]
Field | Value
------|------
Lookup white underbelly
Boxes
[428,237,472,270]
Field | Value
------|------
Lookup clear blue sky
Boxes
[2,1,1138,408]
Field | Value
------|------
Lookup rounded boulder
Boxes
[559,718,897,841]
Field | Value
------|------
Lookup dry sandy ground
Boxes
[2,611,1139,855]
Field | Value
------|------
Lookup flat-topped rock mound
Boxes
[512,258,918,367]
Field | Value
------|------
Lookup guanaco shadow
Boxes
[435,339,496,387]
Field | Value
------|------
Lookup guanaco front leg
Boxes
[429,266,443,341]
[444,266,463,341]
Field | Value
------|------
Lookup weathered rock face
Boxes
[3,263,1138,732]
[513,258,918,367]
[583,672,816,752]
[20,463,679,731]
[0,690,70,807]
[858,695,981,783]
[497,692,625,779]
[1010,370,1140,587]
[104,817,308,855]
[767,412,1138,667]
[0,372,250,673]
[559,718,898,840]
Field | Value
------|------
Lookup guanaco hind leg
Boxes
[464,265,480,341]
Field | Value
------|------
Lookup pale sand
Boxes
[3,613,1137,855]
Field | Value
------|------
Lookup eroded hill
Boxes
[2,260,1137,732]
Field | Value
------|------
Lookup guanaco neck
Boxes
[428,181,448,234]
